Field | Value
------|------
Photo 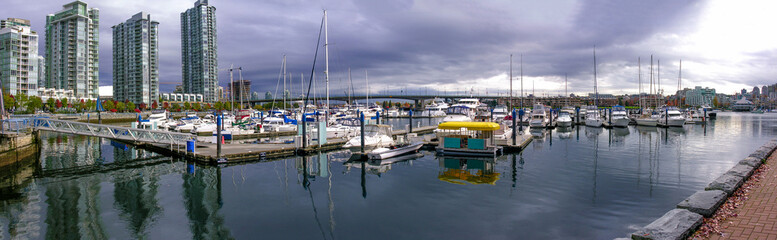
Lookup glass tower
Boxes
[45,1,100,100]
[112,12,159,105]
[0,18,40,97]
[181,0,218,103]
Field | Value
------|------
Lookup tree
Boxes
[61,98,68,109]
[183,102,191,111]
[55,99,62,109]
[214,102,223,110]
[151,101,158,109]
[171,103,181,112]
[27,96,43,112]
[192,102,201,111]
[46,98,55,111]
[712,96,719,108]
[163,101,169,109]
[253,104,262,111]
[139,102,147,111]
[116,101,126,112]
[292,103,300,108]
[127,102,136,112]
[103,100,115,112]
[3,93,14,112]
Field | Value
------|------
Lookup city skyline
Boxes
[1,0,776,98]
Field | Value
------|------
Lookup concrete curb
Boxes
[629,138,777,240]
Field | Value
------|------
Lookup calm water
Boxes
[1,112,775,239]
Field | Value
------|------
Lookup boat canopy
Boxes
[438,121,499,131]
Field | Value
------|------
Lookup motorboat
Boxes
[610,105,630,127]
[657,106,685,127]
[685,108,704,124]
[342,124,395,152]
[579,106,588,120]
[441,106,475,122]
[262,116,297,132]
[452,98,481,109]
[584,105,603,127]
[367,142,424,160]
[491,105,509,122]
[529,104,549,128]
[139,110,169,129]
[557,110,573,127]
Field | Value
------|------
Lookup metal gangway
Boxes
[13,118,196,146]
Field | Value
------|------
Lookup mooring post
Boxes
[360,112,365,154]
[576,107,580,124]
[217,114,222,159]
[409,109,413,134]
[302,112,307,149]
[518,108,524,132]
[665,108,669,127]
[512,109,517,145]
[608,108,612,125]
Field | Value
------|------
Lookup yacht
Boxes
[262,115,297,132]
[452,98,481,109]
[557,110,573,127]
[491,105,509,122]
[610,105,630,127]
[584,106,603,127]
[140,110,170,129]
[658,107,685,127]
[529,104,549,128]
[578,106,588,120]
[441,106,475,122]
[342,124,395,152]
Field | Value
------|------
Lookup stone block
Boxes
[676,190,727,217]
[727,163,755,179]
[631,209,703,240]
[738,156,762,167]
[749,149,768,160]
[705,173,744,195]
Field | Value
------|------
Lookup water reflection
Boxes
[437,157,499,185]
[182,164,232,240]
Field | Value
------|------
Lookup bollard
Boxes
[360,112,365,153]
[186,140,196,155]
[216,114,222,159]
[608,108,612,125]
[512,109,517,145]
[665,108,668,127]
[376,111,381,125]
[576,107,580,124]
[409,110,413,134]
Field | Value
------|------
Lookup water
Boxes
[0,112,775,239]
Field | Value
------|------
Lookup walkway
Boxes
[703,153,777,239]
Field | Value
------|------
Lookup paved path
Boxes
[708,153,777,239]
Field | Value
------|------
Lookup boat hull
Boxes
[611,118,630,127]
[635,118,658,127]
[585,119,603,127]
[367,142,424,160]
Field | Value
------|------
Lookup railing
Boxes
[0,118,33,134]
[30,118,195,145]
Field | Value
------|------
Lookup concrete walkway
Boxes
[706,153,777,239]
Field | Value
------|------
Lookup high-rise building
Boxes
[181,0,218,102]
[45,1,100,100]
[684,86,716,107]
[112,12,159,105]
[230,80,250,103]
[0,18,40,97]
[37,56,45,89]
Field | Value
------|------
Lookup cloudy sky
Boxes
[4,0,777,97]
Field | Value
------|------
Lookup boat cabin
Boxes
[436,121,503,157]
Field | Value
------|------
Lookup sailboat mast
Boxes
[365,70,369,106]
[238,67,244,109]
[283,55,287,109]
[509,54,513,109]
[520,54,523,109]
[678,59,682,92]
[324,10,330,119]
[658,59,661,102]
[348,68,352,105]
[229,64,234,111]
[639,57,642,109]
[650,55,653,108]
[593,47,598,106]
[565,73,568,106]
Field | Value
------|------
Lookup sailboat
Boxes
[585,47,603,127]
[636,56,659,126]
[557,74,574,127]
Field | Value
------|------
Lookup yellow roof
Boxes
[437,121,500,131]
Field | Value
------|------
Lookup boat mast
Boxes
[509,54,513,109]
[348,68,352,106]
[565,73,569,106]
[678,59,682,93]
[365,70,369,106]
[520,54,523,109]
[658,59,661,105]
[283,55,287,109]
[639,57,642,110]
[229,64,234,111]
[650,55,653,108]
[324,10,330,123]
[238,67,244,110]
[593,46,598,106]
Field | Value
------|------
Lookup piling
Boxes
[512,109,517,145]
[216,114,222,160]
[360,112,365,153]
[409,110,414,133]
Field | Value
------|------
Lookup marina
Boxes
[0,112,774,239]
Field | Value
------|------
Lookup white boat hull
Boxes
[635,118,658,126]
[585,119,603,127]
[611,118,630,127]
[367,142,424,160]
[556,120,573,127]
